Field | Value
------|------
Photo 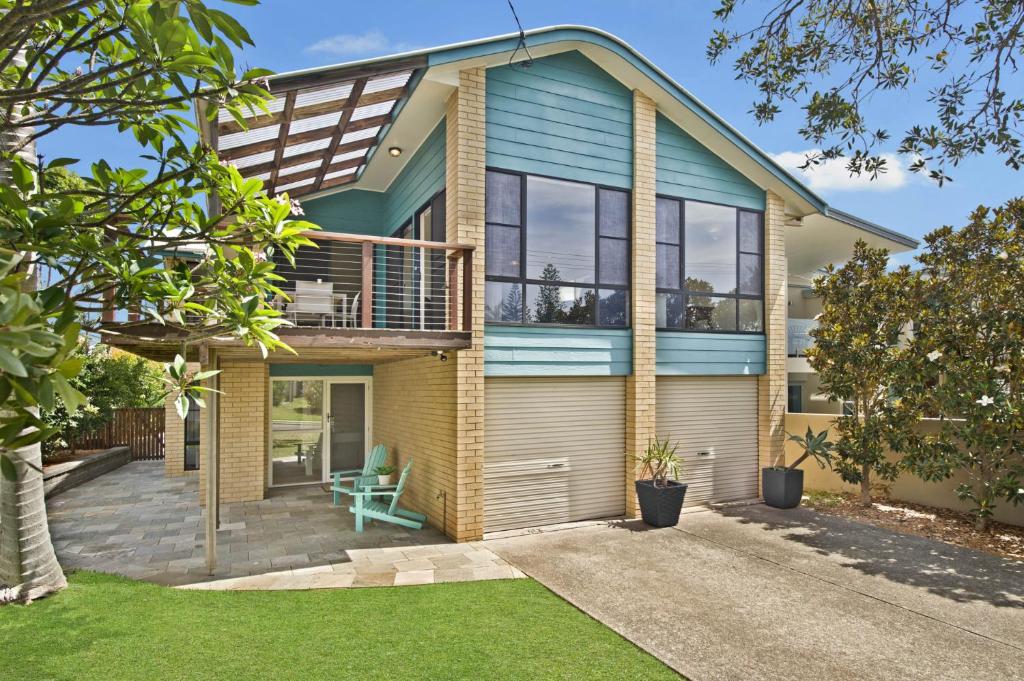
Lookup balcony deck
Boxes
[101,231,473,362]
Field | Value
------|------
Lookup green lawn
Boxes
[1,572,679,680]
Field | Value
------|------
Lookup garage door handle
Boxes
[546,463,565,469]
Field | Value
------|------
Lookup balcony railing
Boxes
[788,318,817,357]
[271,231,474,333]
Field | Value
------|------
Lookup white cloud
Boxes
[771,149,910,192]
[306,30,417,57]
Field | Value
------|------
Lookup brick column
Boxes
[199,359,267,504]
[446,67,486,541]
[758,191,788,484]
[625,91,658,516]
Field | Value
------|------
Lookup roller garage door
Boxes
[484,377,626,532]
[656,376,759,506]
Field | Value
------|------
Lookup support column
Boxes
[446,67,486,541]
[625,91,658,517]
[758,191,788,485]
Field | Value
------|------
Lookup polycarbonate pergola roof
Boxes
[211,54,426,198]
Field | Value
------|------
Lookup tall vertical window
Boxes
[484,171,630,327]
[656,197,763,332]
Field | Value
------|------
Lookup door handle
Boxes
[546,463,565,469]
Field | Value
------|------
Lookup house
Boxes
[103,26,917,548]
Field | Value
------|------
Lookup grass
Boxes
[0,571,679,681]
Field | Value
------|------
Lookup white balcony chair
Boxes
[291,280,335,327]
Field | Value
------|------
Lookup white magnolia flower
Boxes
[996,365,1010,373]
[927,350,942,362]
[976,395,995,407]
[997,251,1009,260]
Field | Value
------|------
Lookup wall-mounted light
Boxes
[431,350,448,363]
[388,146,402,157]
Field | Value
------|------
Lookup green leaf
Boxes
[0,347,27,377]
[0,454,15,481]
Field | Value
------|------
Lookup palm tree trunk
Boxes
[0,417,67,603]
[0,49,67,603]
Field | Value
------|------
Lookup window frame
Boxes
[655,194,765,335]
[484,168,632,329]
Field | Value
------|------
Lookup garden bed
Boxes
[43,446,131,498]
[802,490,1024,561]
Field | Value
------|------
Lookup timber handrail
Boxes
[301,230,475,253]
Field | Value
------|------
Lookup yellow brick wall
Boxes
[758,191,788,482]
[199,359,267,504]
[625,90,658,516]
[373,356,458,536]
[446,67,486,541]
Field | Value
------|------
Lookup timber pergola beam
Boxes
[200,54,426,200]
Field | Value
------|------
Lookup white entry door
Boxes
[484,377,626,533]
[656,376,758,506]
[269,377,372,486]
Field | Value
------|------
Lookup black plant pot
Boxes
[762,468,804,509]
[635,480,688,527]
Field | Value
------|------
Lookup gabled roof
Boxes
[200,25,918,249]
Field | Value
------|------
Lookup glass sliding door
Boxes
[328,380,369,476]
[270,379,325,486]
[269,376,371,486]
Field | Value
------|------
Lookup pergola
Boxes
[205,54,427,198]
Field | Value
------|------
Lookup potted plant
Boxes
[763,427,834,509]
[375,464,396,486]
[635,436,687,527]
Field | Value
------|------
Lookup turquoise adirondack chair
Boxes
[330,443,387,506]
[348,461,426,532]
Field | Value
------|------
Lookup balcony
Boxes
[272,231,472,331]
[100,231,474,360]
[788,318,816,358]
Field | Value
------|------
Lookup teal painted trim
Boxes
[656,332,765,376]
[484,325,632,376]
[485,52,633,189]
[269,364,373,377]
[656,114,765,210]
[383,119,445,233]
[428,26,824,210]
[300,189,385,236]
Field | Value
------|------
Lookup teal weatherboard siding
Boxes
[656,114,765,210]
[485,326,632,376]
[486,51,633,189]
[382,120,446,233]
[656,333,765,376]
[300,189,385,235]
[269,364,373,377]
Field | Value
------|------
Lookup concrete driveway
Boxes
[485,504,1023,681]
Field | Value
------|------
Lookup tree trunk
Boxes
[0,49,67,601]
[0,412,67,603]
[859,463,872,507]
[975,514,991,533]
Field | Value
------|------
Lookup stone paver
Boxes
[485,505,1024,681]
[48,461,524,590]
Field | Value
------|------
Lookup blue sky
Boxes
[43,0,1023,264]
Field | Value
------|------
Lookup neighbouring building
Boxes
[104,26,918,543]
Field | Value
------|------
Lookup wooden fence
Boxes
[73,407,165,461]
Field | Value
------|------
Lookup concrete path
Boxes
[485,504,1023,681]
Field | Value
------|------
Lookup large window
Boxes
[656,197,764,333]
[485,171,630,327]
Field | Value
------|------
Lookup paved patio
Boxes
[48,461,522,589]
[486,504,1024,681]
